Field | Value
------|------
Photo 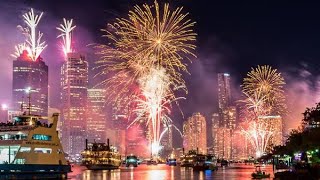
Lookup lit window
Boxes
[14,159,25,164]
[19,147,31,153]
[34,148,52,154]
[32,134,52,141]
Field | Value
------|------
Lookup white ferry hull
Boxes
[0,164,71,179]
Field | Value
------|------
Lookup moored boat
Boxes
[193,154,218,171]
[180,150,197,167]
[251,165,270,179]
[81,139,121,170]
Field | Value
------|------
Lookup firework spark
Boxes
[241,89,270,116]
[241,120,274,158]
[18,8,47,61]
[11,43,30,58]
[57,18,76,57]
[127,67,186,156]
[95,1,196,156]
[242,65,286,113]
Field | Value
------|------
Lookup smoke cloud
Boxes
[282,62,320,134]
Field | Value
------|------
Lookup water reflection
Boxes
[69,164,274,180]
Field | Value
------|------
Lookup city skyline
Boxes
[0,1,320,150]
[0,1,319,179]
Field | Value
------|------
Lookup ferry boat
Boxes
[180,150,197,167]
[0,113,71,179]
[81,139,122,170]
[193,154,218,171]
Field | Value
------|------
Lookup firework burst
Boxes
[95,1,196,156]
[242,65,286,113]
[57,18,76,57]
[16,8,47,61]
[241,120,274,158]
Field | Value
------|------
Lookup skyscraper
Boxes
[222,106,237,130]
[214,73,237,160]
[183,112,207,154]
[214,127,232,159]
[61,53,88,156]
[87,89,107,143]
[212,113,219,156]
[12,51,48,116]
[217,73,231,117]
[111,100,129,155]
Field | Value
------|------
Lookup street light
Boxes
[1,104,8,110]
[25,87,32,115]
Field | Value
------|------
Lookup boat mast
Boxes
[27,89,31,115]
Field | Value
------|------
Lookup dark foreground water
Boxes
[68,164,274,180]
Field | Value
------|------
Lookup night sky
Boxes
[1,0,320,145]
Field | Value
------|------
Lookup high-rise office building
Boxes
[183,112,207,154]
[214,73,237,160]
[217,73,231,115]
[213,127,231,159]
[87,89,106,143]
[126,125,149,158]
[231,129,252,160]
[12,51,48,116]
[222,106,237,130]
[212,113,219,156]
[111,100,129,155]
[61,53,88,156]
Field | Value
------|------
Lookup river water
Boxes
[68,164,274,180]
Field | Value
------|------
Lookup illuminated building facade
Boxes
[212,113,219,156]
[0,105,8,123]
[213,127,231,159]
[231,128,253,160]
[110,100,130,155]
[217,73,236,129]
[183,113,207,154]
[12,51,48,116]
[61,53,88,156]
[126,125,149,158]
[213,73,237,160]
[218,73,231,121]
[222,106,237,130]
[106,128,126,156]
[87,89,106,143]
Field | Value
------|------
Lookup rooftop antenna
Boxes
[25,87,32,115]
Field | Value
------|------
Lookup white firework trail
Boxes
[57,18,76,57]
